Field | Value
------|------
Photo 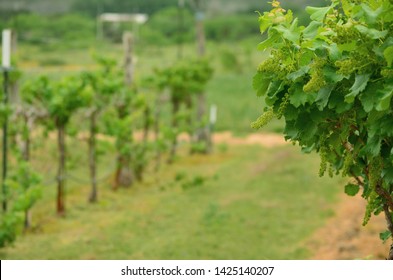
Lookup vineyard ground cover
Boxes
[308,193,391,260]
[0,142,343,259]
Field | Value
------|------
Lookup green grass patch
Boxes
[0,144,342,260]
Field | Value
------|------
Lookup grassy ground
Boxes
[0,142,343,260]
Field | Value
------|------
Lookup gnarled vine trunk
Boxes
[114,154,133,189]
[168,99,180,164]
[88,110,98,202]
[56,123,66,216]
[22,113,31,228]
[113,105,134,189]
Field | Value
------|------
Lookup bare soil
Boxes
[176,131,288,148]
[307,193,391,260]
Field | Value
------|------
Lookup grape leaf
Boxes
[345,183,360,196]
[383,46,393,67]
[259,15,272,34]
[253,72,271,97]
[289,83,315,107]
[265,80,284,106]
[296,113,317,141]
[360,82,386,112]
[379,230,392,243]
[324,43,341,61]
[272,24,300,44]
[302,21,322,39]
[360,3,383,25]
[287,66,309,81]
[345,74,371,103]
[316,84,334,110]
[355,25,388,39]
[323,66,345,83]
[361,136,382,157]
[376,83,393,111]
[257,35,278,51]
[306,6,332,22]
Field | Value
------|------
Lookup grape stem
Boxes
[375,184,393,212]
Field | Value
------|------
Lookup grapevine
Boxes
[253,0,393,259]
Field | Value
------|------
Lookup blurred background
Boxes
[0,0,389,260]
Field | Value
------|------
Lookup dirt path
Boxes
[307,193,391,260]
[176,131,288,147]
[79,130,288,148]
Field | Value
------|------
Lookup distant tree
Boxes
[81,55,119,202]
[22,76,90,215]
[71,0,178,17]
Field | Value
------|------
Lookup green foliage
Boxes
[344,183,360,196]
[253,0,393,241]
[22,75,91,126]
[6,13,95,47]
[220,48,243,73]
[380,230,392,242]
[82,55,121,111]
[155,58,214,101]
[141,7,194,46]
[0,161,42,248]
[71,0,178,17]
[0,213,21,248]
[7,162,42,213]
[205,14,259,42]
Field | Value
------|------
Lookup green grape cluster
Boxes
[276,93,289,119]
[335,21,359,44]
[335,53,375,76]
[251,109,274,129]
[328,164,335,178]
[319,148,328,177]
[363,190,379,226]
[342,151,353,177]
[381,68,393,79]
[368,157,383,189]
[257,50,290,78]
[257,57,281,74]
[303,58,327,93]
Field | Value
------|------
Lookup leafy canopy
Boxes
[253,0,393,241]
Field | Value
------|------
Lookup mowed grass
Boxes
[0,143,343,260]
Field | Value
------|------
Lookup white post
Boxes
[210,104,217,125]
[2,29,11,68]
[1,29,11,212]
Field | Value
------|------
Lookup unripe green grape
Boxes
[328,164,334,178]
[303,58,327,93]
[251,109,274,129]
[363,190,378,226]
[303,75,327,93]
[368,157,382,190]
[342,151,353,177]
[319,149,328,177]
[335,22,359,44]
[277,93,289,119]
[381,68,393,78]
